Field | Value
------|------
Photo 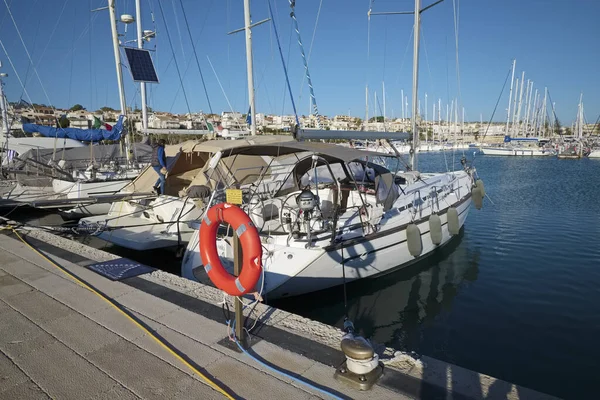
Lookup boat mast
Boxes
[382,81,386,130]
[365,86,369,129]
[542,87,548,137]
[135,0,148,133]
[108,0,131,163]
[432,102,435,144]
[511,78,519,135]
[410,0,422,170]
[577,93,583,138]
[524,80,532,135]
[532,89,539,136]
[401,89,405,120]
[505,59,516,136]
[515,71,525,136]
[424,93,428,144]
[243,0,256,135]
[445,103,449,141]
[438,98,441,143]
[108,1,127,117]
[0,70,9,137]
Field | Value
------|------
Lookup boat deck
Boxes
[0,229,556,400]
[81,215,194,250]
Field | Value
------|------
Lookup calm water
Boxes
[274,153,600,399]
[11,152,600,399]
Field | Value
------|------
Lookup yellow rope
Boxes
[9,228,235,400]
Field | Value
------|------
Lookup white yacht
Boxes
[178,139,477,299]
[480,137,555,156]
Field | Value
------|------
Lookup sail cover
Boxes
[22,115,125,142]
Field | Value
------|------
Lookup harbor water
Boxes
[12,151,600,399]
[275,152,600,399]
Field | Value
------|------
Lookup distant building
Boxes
[148,114,180,129]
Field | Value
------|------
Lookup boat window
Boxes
[346,161,377,182]
[300,163,346,186]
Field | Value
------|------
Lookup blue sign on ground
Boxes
[87,258,155,281]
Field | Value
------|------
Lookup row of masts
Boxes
[365,86,470,140]
[505,59,556,138]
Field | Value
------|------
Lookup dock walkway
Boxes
[0,228,558,400]
[0,232,403,399]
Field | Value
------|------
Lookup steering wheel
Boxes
[278,192,301,234]
[242,192,266,232]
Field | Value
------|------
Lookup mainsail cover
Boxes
[22,115,125,142]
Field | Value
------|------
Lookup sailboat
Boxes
[480,60,554,157]
[0,0,159,215]
[0,76,86,167]
[174,0,482,299]
[557,94,586,159]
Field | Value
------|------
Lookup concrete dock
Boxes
[0,229,557,399]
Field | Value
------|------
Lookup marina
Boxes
[0,222,555,400]
[0,0,598,399]
[6,152,600,399]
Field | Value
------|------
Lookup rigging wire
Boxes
[68,4,77,108]
[280,20,294,117]
[0,0,12,27]
[206,55,240,117]
[89,0,95,111]
[394,26,414,85]
[452,0,465,161]
[170,0,186,60]
[55,0,106,71]
[268,0,299,126]
[2,0,73,134]
[28,0,70,75]
[156,0,193,117]
[420,28,436,101]
[298,0,323,104]
[473,65,512,166]
[288,0,321,127]
[0,39,40,117]
[366,0,373,89]
[163,0,215,114]
[177,0,213,114]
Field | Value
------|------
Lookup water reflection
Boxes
[273,229,480,349]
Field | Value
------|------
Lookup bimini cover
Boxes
[22,115,125,142]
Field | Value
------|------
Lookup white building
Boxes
[148,114,180,129]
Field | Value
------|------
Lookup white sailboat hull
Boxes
[79,196,201,250]
[588,150,600,158]
[0,178,130,212]
[266,194,471,299]
[181,170,474,299]
[480,147,554,156]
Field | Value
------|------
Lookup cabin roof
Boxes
[215,140,390,162]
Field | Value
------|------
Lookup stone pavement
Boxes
[0,233,406,400]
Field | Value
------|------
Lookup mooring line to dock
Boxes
[228,318,346,400]
[7,226,237,400]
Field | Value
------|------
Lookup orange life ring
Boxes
[199,203,262,296]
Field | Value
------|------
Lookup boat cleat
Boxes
[334,320,383,390]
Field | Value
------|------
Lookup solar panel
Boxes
[124,47,159,83]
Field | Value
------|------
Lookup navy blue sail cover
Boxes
[23,115,125,142]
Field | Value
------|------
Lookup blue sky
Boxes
[0,0,598,125]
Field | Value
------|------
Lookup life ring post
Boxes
[233,231,247,349]
[199,202,263,350]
